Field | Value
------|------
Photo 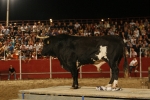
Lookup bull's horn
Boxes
[36,35,49,39]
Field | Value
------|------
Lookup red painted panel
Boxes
[52,74,72,78]
[82,73,110,78]
[51,59,67,72]
[22,74,50,79]
[0,57,149,80]
[21,60,50,73]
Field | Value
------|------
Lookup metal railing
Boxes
[0,16,150,26]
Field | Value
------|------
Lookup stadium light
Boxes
[50,19,53,23]
[6,0,9,26]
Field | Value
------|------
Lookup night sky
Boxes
[0,0,150,20]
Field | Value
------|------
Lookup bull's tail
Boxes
[123,46,129,78]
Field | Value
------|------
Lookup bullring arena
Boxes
[0,18,150,100]
[0,58,150,100]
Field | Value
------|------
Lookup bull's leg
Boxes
[112,64,119,88]
[107,61,119,89]
[106,68,114,87]
[71,68,79,89]
[105,62,116,87]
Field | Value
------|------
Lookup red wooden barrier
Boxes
[0,57,150,80]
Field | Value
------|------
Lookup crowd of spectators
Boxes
[0,18,150,61]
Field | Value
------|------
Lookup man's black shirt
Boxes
[9,67,15,73]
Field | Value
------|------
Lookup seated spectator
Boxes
[103,21,110,29]
[0,24,4,32]
[94,29,100,36]
[130,36,136,46]
[125,47,129,57]
[0,42,4,59]
[0,33,5,43]
[144,19,149,28]
[78,26,84,36]
[24,23,31,35]
[133,28,139,38]
[37,47,42,59]
[31,52,36,59]
[141,27,146,38]
[26,44,34,52]
[148,44,150,51]
[8,65,16,80]
[83,27,88,36]
[21,52,26,62]
[8,43,14,54]
[146,50,150,57]
[34,41,41,51]
[109,28,115,35]
[130,19,135,26]
[24,47,32,62]
[129,57,138,76]
[12,48,19,59]
[3,26,10,37]
[41,29,46,36]
[5,51,13,60]
[13,23,18,36]
[32,22,37,33]
[130,48,137,57]
[74,22,80,30]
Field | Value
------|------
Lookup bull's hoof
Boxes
[70,85,81,89]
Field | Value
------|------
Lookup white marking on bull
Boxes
[91,58,96,61]
[96,46,108,61]
[112,80,118,87]
[76,60,82,69]
[94,61,106,72]
[76,60,79,67]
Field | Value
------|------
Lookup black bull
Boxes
[39,34,128,89]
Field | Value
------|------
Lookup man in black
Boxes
[8,65,16,80]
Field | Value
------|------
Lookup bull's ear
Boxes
[47,40,50,44]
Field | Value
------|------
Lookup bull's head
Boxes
[36,35,51,56]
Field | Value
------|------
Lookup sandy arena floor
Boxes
[0,78,149,100]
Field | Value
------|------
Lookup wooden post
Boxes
[148,67,150,89]
[148,67,150,82]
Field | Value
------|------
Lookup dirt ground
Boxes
[0,78,149,100]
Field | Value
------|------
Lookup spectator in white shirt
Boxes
[103,21,110,29]
[129,57,138,75]
[94,29,100,36]
[3,26,10,36]
[130,48,137,58]
[74,22,80,30]
[133,28,139,38]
